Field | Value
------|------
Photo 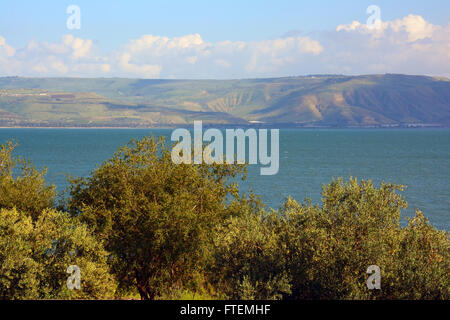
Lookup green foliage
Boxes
[0,208,116,299]
[209,196,291,300]
[0,140,55,220]
[210,178,448,300]
[0,138,448,300]
[66,136,246,299]
[384,211,449,299]
[277,178,449,299]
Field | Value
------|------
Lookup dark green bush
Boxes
[275,178,449,299]
[0,141,55,220]
[209,199,291,300]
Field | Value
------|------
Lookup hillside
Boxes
[0,74,449,127]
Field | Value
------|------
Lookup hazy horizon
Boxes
[2,73,449,81]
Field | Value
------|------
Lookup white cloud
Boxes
[100,64,111,73]
[337,21,362,32]
[118,53,162,78]
[0,35,112,77]
[336,14,436,42]
[51,60,69,74]
[31,63,48,73]
[215,59,231,68]
[0,36,16,58]
[62,34,93,59]
[333,14,450,76]
[0,14,448,78]
[390,14,434,42]
[185,56,198,64]
[113,33,323,78]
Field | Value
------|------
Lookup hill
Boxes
[0,74,449,127]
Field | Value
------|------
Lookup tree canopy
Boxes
[66,136,246,299]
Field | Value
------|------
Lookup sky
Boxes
[0,0,449,78]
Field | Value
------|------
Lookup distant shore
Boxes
[0,126,175,129]
[0,124,449,129]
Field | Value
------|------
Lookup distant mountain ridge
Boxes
[0,74,449,127]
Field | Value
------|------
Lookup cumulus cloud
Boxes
[112,33,323,78]
[336,14,436,42]
[0,35,111,77]
[0,14,448,78]
[62,34,93,59]
[332,14,450,76]
[0,36,16,58]
[118,52,162,78]
[0,36,19,75]
[390,14,435,42]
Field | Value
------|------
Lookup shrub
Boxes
[0,208,116,299]
[0,140,55,220]
[279,178,449,299]
[210,204,291,300]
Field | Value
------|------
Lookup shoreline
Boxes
[0,125,449,130]
[0,126,175,129]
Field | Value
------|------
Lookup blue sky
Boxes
[1,0,449,49]
[0,0,449,78]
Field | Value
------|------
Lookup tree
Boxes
[279,178,449,299]
[210,197,291,300]
[66,136,246,299]
[0,140,55,220]
[384,211,449,299]
[0,207,116,299]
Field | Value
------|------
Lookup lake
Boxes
[0,128,449,230]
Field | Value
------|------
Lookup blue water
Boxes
[0,128,449,230]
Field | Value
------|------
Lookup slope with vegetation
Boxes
[0,74,449,127]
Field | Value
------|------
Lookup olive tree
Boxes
[66,136,246,299]
[279,178,449,299]
[0,140,55,220]
[0,208,116,299]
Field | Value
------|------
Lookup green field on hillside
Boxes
[1,74,449,127]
